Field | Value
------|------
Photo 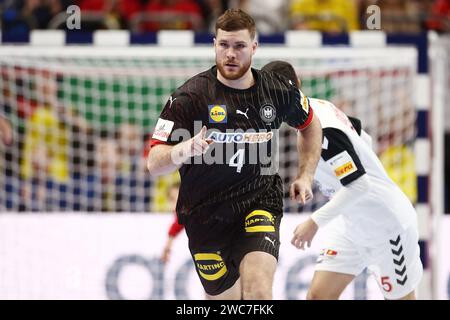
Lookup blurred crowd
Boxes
[0,0,449,35]
[0,69,156,213]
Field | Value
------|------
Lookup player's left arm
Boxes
[291,128,372,250]
[286,89,322,204]
[291,115,322,204]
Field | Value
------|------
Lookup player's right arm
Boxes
[147,126,212,177]
[146,92,212,177]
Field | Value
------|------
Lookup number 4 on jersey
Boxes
[229,149,245,173]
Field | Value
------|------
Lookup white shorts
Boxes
[315,222,423,300]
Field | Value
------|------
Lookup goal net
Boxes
[0,45,421,299]
[0,46,417,214]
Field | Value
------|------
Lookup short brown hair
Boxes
[215,9,256,40]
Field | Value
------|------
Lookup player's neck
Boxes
[217,68,255,90]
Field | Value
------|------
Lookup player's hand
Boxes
[161,244,171,264]
[171,126,213,165]
[161,237,175,264]
[289,175,313,204]
[291,218,318,250]
[190,126,213,156]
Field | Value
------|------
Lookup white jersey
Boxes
[310,98,417,246]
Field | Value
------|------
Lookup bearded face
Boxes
[215,29,257,81]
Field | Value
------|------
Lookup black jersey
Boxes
[151,66,313,222]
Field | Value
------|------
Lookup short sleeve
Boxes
[347,116,362,135]
[285,88,314,130]
[321,127,366,186]
[150,89,194,147]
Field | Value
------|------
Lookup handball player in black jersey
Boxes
[147,9,322,299]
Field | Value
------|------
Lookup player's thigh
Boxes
[184,217,241,297]
[314,221,366,279]
[310,221,366,299]
[239,251,277,299]
[240,251,277,284]
[237,208,281,297]
[308,271,355,300]
[368,225,423,300]
[397,291,416,300]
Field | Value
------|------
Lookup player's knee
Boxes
[306,288,321,300]
[398,290,416,300]
[242,284,271,300]
[242,277,272,300]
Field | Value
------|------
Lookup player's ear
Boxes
[252,40,258,54]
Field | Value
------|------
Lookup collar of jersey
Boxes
[210,66,259,94]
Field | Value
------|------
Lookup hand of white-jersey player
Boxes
[291,218,318,250]
[289,175,313,204]
[171,126,213,165]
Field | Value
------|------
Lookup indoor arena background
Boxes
[0,0,448,300]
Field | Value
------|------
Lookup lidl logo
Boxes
[209,105,227,123]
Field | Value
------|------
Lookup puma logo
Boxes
[168,96,177,108]
[264,236,276,247]
[236,108,249,119]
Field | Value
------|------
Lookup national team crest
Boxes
[259,104,276,123]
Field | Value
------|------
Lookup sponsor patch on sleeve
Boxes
[326,151,358,179]
[300,90,310,113]
[152,118,174,142]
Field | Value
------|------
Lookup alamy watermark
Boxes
[168,121,280,176]
[366,5,381,30]
[66,5,81,30]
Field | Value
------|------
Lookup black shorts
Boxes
[184,206,282,296]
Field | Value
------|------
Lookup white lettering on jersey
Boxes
[327,151,358,180]
[152,118,174,142]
